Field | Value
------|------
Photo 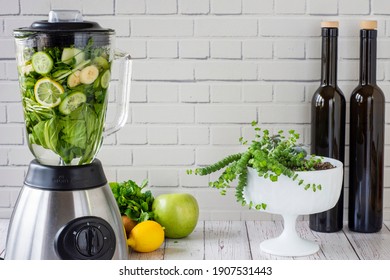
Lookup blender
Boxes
[5,10,131,260]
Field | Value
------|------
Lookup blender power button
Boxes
[55,216,116,260]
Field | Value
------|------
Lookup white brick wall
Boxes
[275,0,305,14]
[132,18,193,37]
[1,0,390,221]
[116,0,145,14]
[195,17,258,37]
[307,0,338,15]
[211,0,242,14]
[339,0,369,15]
[0,0,19,15]
[179,0,210,15]
[372,0,390,15]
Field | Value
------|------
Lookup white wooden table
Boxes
[1,219,390,260]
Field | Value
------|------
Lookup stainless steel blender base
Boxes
[5,160,128,260]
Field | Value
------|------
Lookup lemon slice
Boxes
[34,77,64,108]
[31,51,54,75]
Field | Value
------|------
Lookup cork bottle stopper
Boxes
[321,21,339,28]
[360,20,377,30]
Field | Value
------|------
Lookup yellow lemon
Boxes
[127,220,165,253]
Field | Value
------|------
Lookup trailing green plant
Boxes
[187,121,330,210]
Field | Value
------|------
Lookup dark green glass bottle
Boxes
[310,21,346,232]
[348,21,385,233]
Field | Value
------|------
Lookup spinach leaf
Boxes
[61,119,87,149]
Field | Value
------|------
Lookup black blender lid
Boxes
[14,10,114,33]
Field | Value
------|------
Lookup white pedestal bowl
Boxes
[244,157,343,257]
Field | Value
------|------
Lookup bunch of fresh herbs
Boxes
[109,179,155,222]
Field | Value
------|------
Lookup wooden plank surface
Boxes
[344,224,390,260]
[128,247,165,260]
[164,222,205,260]
[1,219,390,260]
[309,227,359,260]
[204,221,252,260]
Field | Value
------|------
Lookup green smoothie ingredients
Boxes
[18,39,111,165]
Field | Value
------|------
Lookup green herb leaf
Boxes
[109,179,154,222]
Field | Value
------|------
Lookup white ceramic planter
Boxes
[244,157,343,257]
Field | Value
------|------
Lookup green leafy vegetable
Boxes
[109,179,155,222]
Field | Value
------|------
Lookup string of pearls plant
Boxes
[187,122,333,210]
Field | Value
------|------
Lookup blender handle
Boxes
[103,50,132,137]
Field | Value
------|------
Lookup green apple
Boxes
[152,193,199,239]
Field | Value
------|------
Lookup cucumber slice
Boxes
[100,70,111,89]
[61,48,85,65]
[32,51,53,75]
[59,92,87,115]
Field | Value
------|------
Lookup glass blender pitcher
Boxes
[14,10,130,166]
[5,11,131,260]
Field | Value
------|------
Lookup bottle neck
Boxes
[320,28,338,86]
[359,29,377,85]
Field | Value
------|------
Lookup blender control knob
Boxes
[55,216,116,260]
[76,225,105,257]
